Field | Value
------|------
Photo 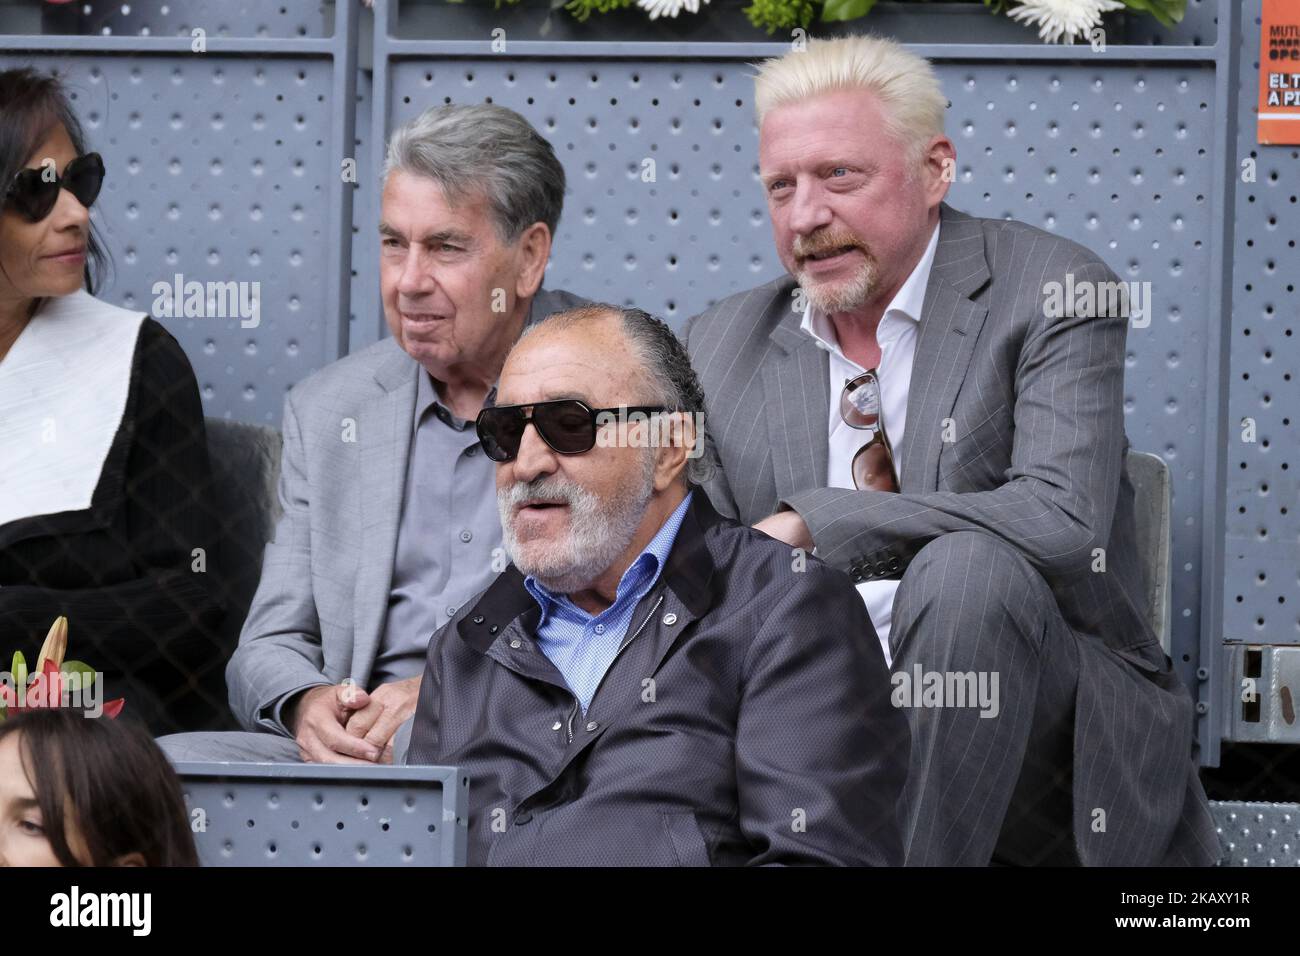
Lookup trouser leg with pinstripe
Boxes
[888,529,1081,866]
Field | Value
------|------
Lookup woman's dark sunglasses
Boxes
[840,369,900,493]
[476,399,669,463]
[5,152,105,223]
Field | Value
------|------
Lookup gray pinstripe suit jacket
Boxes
[226,287,587,736]
[685,203,1219,866]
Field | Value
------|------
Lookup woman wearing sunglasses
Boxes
[0,68,224,734]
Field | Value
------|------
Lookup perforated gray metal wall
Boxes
[42,1,335,39]
[1225,1,1299,650]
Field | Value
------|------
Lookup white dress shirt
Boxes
[799,223,940,665]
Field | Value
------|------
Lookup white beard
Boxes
[498,451,658,594]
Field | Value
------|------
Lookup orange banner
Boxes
[1259,0,1300,144]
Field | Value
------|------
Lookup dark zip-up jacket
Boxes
[406,491,908,866]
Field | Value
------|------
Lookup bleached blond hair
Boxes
[753,35,947,162]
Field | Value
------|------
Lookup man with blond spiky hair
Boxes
[687,34,1217,866]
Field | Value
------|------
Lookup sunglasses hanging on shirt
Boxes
[5,152,105,223]
[840,369,900,493]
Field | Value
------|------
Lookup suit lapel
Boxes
[765,289,830,502]
[351,345,419,684]
[898,205,992,493]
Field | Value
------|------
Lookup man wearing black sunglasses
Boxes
[405,304,908,866]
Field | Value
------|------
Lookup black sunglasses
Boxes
[5,152,105,223]
[476,399,670,463]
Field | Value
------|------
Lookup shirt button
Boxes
[472,615,485,625]
[459,529,472,543]
[446,606,457,618]
[662,612,678,626]
[586,721,599,733]
[509,638,522,649]
[593,624,605,635]
[551,720,562,731]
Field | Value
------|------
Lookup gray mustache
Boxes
[499,478,583,511]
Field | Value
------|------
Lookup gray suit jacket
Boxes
[227,287,587,735]
[406,491,910,866]
[685,204,1219,866]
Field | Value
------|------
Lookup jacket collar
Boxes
[458,487,724,654]
[758,202,992,496]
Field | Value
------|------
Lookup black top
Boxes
[0,317,227,733]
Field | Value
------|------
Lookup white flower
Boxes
[636,0,710,21]
[1007,0,1125,45]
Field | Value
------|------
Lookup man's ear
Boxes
[652,411,694,492]
[513,222,552,301]
[113,851,146,867]
[922,135,956,208]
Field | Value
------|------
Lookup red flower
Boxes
[0,659,125,720]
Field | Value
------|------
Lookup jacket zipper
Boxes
[619,595,664,658]
[565,698,578,744]
[565,594,665,745]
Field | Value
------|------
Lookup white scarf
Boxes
[0,290,147,527]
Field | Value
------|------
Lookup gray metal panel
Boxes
[1129,450,1174,654]
[1123,0,1220,47]
[350,61,377,348]
[174,761,469,866]
[1223,0,1300,649]
[1210,800,1300,866]
[38,1,335,39]
[1222,643,1300,744]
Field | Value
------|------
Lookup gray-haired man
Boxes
[160,104,587,764]
[405,304,908,866]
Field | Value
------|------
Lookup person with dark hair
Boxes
[404,303,908,866]
[0,67,225,735]
[0,708,198,867]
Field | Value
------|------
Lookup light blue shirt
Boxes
[524,491,693,714]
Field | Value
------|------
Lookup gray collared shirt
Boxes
[369,368,503,685]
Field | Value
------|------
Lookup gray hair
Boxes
[521,304,718,486]
[383,103,566,244]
